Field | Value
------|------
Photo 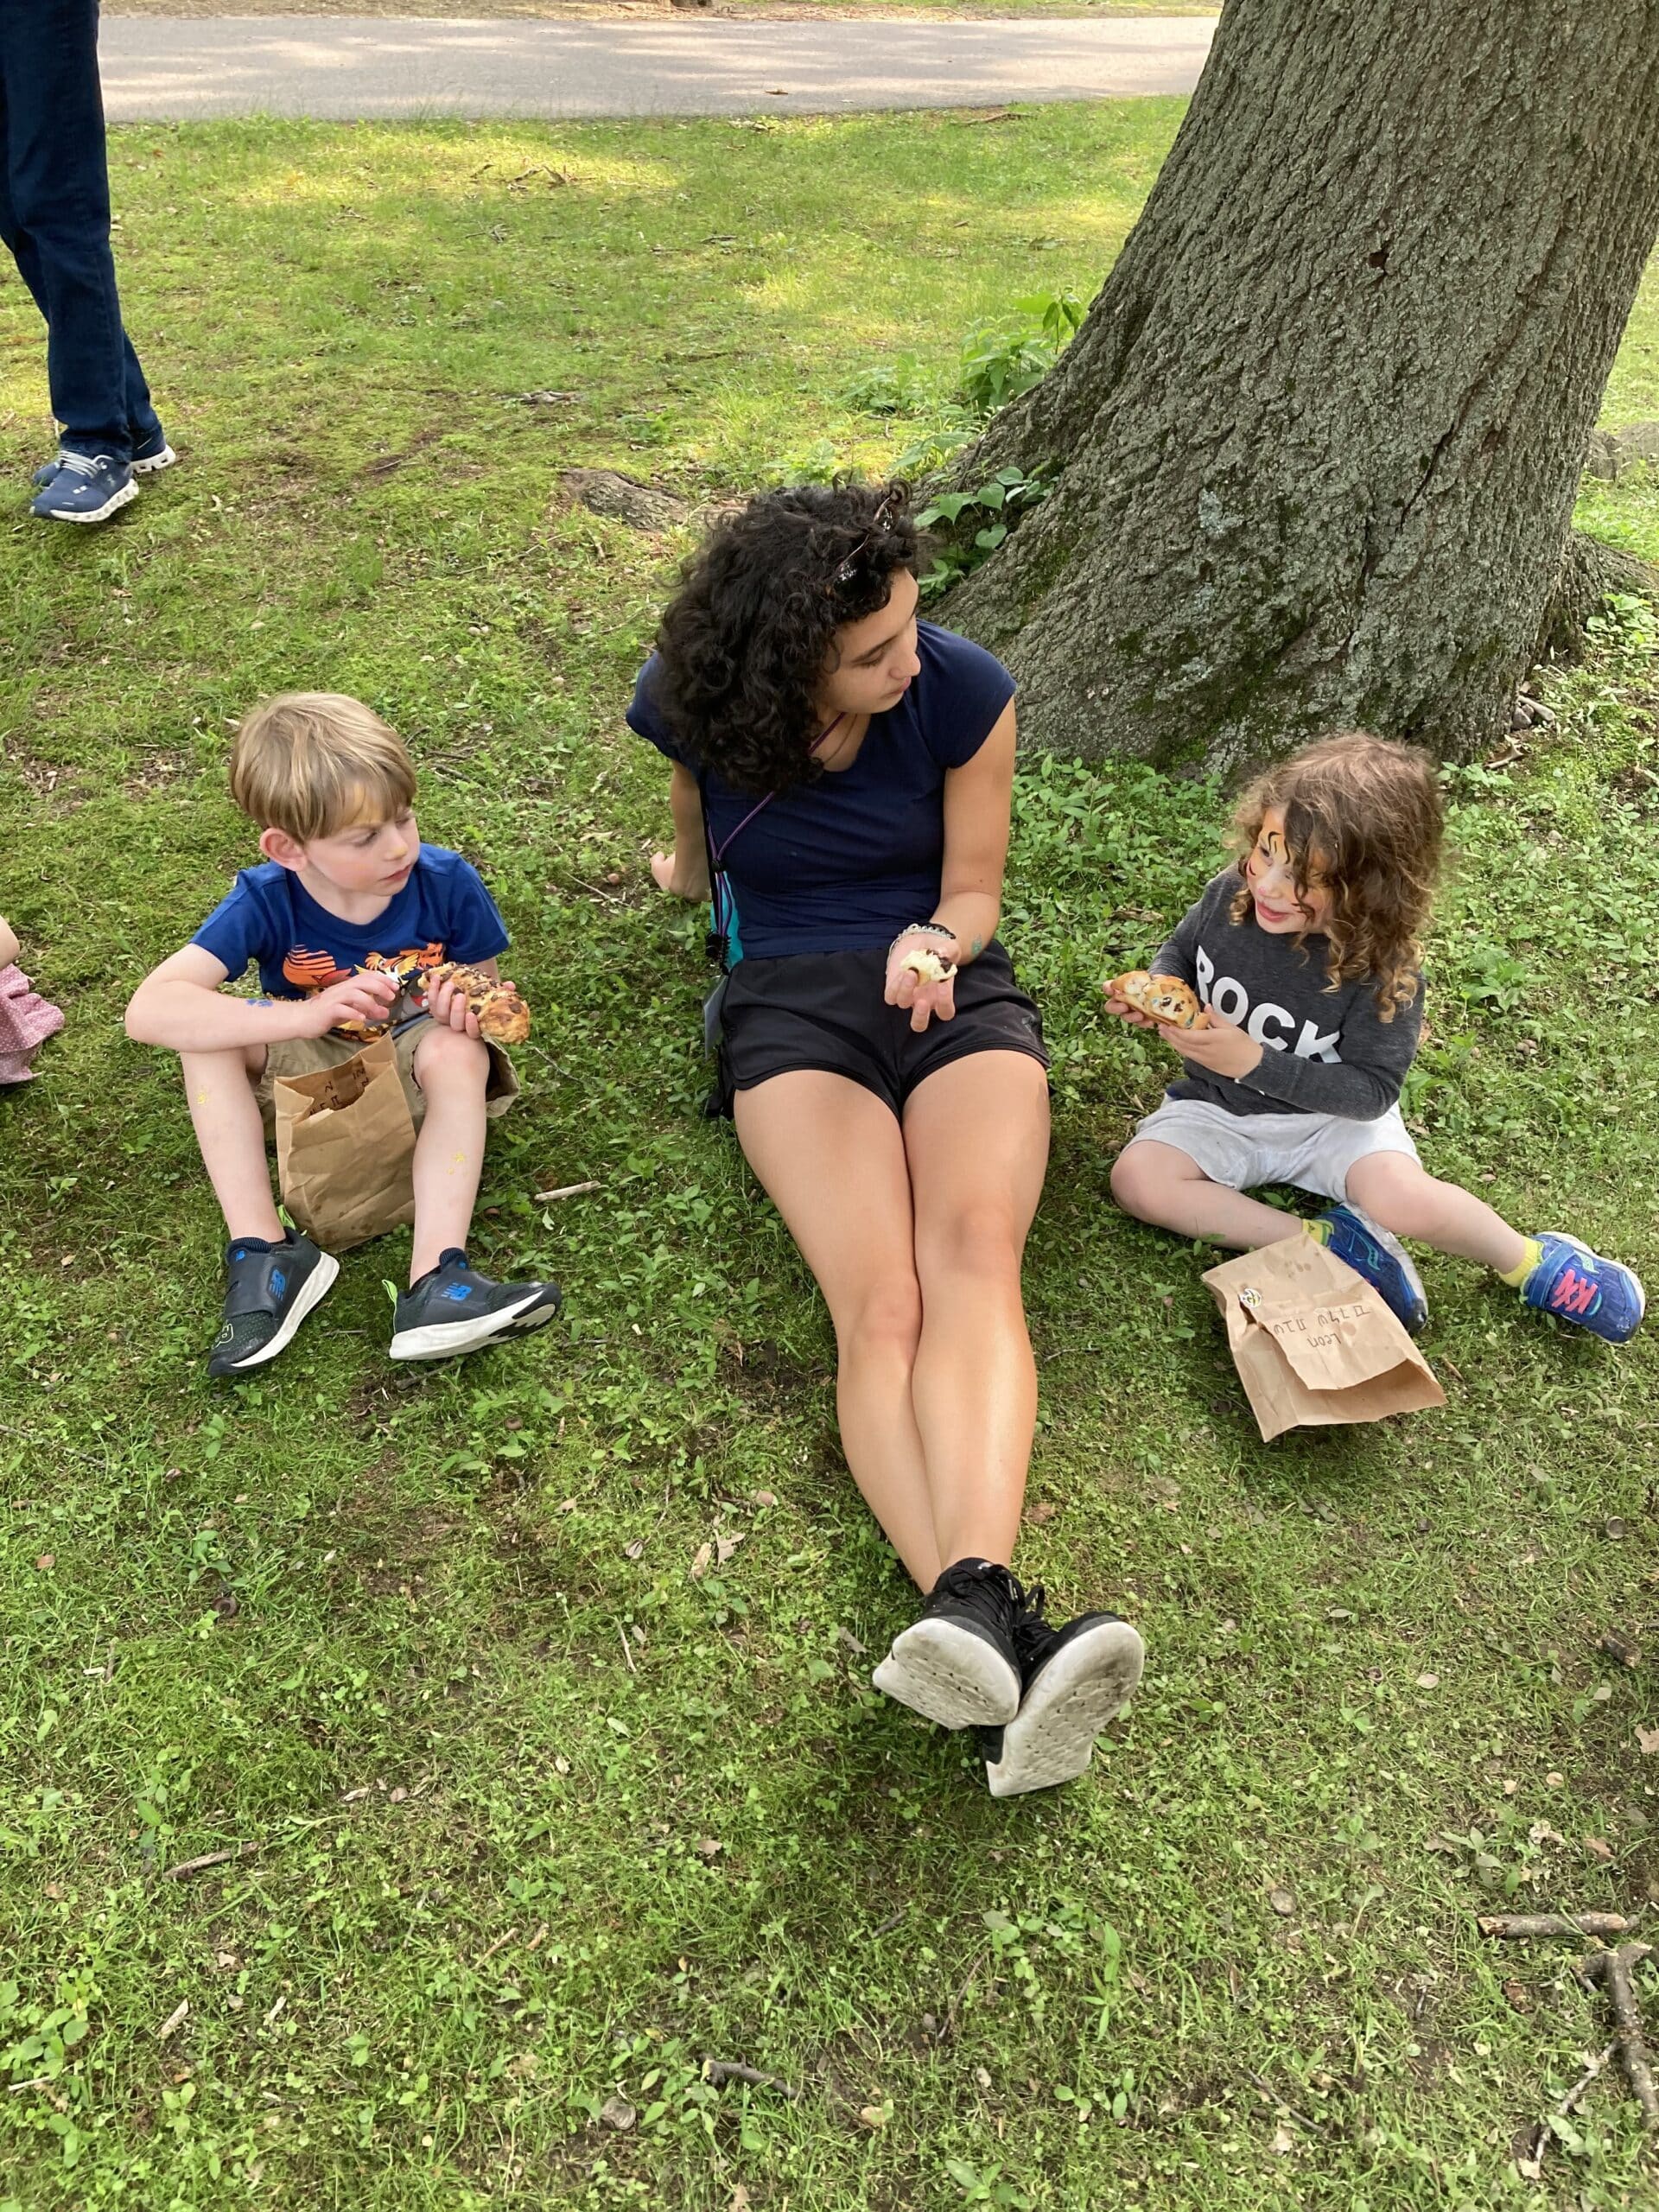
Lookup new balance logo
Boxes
[1548,1268,1599,1317]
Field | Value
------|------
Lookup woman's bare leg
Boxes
[734,1071,943,1589]
[902,1052,1050,1572]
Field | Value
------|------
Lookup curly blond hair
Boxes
[1229,734,1442,1018]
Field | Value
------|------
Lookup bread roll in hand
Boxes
[899,946,957,986]
[422,961,531,1045]
[1106,969,1202,1029]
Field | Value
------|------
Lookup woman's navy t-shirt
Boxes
[626,620,1016,961]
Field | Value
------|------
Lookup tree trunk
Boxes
[947,0,1659,772]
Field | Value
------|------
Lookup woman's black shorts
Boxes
[715,940,1048,1118]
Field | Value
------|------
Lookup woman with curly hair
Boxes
[629,480,1145,1798]
[1106,732,1644,1342]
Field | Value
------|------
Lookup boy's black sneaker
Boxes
[982,1589,1145,1798]
[389,1248,562,1361]
[208,1231,339,1379]
[872,1558,1025,1730]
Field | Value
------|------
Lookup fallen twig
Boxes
[703,2058,800,2101]
[1586,1943,1659,2131]
[477,1926,519,1966]
[156,1999,190,2042]
[1247,2068,1321,2137]
[1480,1912,1637,1940]
[161,1841,258,1881]
[618,1623,637,1675]
[535,1179,600,1204]
[1516,2043,1616,2180]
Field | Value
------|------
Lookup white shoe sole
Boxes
[41,477,139,525]
[218,1252,340,1372]
[872,1618,1021,1730]
[133,444,177,475]
[388,1285,560,1361]
[985,1620,1145,1798]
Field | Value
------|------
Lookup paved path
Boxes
[100,16,1212,121]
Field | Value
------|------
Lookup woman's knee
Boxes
[919,1198,1026,1288]
[838,1273,925,1364]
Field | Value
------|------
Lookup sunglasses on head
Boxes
[832,493,899,586]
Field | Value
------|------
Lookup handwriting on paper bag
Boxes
[1263,1300,1370,1351]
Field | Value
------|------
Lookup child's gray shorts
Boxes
[1124,1096,1419,1204]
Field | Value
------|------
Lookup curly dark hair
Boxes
[1228,733,1444,1018]
[646,480,922,796]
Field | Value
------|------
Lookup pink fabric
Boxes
[0,963,65,1084]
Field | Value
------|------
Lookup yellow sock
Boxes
[1498,1236,1544,1288]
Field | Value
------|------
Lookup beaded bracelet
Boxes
[888,922,959,955]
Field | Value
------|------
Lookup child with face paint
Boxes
[1104,733,1644,1344]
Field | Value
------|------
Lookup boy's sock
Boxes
[1498,1236,1545,1289]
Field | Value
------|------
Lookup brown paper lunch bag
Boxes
[272,1034,417,1251]
[1203,1233,1446,1443]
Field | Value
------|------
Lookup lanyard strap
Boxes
[700,714,848,968]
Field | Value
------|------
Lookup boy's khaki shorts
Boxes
[254,1015,520,1138]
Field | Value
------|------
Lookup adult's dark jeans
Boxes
[0,0,160,464]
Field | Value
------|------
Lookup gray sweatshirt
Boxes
[1148,872,1423,1121]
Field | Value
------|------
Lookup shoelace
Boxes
[54,453,108,480]
[933,1559,1026,1642]
[1013,1583,1060,1671]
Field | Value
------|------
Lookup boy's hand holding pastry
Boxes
[300,967,402,1039]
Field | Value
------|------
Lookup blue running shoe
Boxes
[389,1248,562,1361]
[35,431,172,489]
[30,451,137,524]
[1315,1204,1428,1334]
[1521,1233,1645,1344]
[132,427,178,475]
[208,1230,339,1379]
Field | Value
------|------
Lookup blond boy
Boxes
[126,694,559,1375]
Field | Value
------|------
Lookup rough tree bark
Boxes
[947,0,1659,772]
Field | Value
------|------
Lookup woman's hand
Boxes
[885,931,958,1034]
[651,847,711,901]
[1154,1005,1262,1078]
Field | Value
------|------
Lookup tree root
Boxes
[1535,531,1659,664]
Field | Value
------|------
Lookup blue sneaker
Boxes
[1315,1204,1428,1334]
[34,429,173,489]
[132,427,178,475]
[1521,1233,1645,1344]
[389,1247,562,1361]
[30,450,137,524]
[208,1231,339,1379]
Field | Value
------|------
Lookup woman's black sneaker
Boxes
[872,1558,1026,1729]
[207,1231,339,1379]
[389,1248,563,1361]
[982,1588,1145,1798]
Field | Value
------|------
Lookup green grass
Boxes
[2,105,1658,2210]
